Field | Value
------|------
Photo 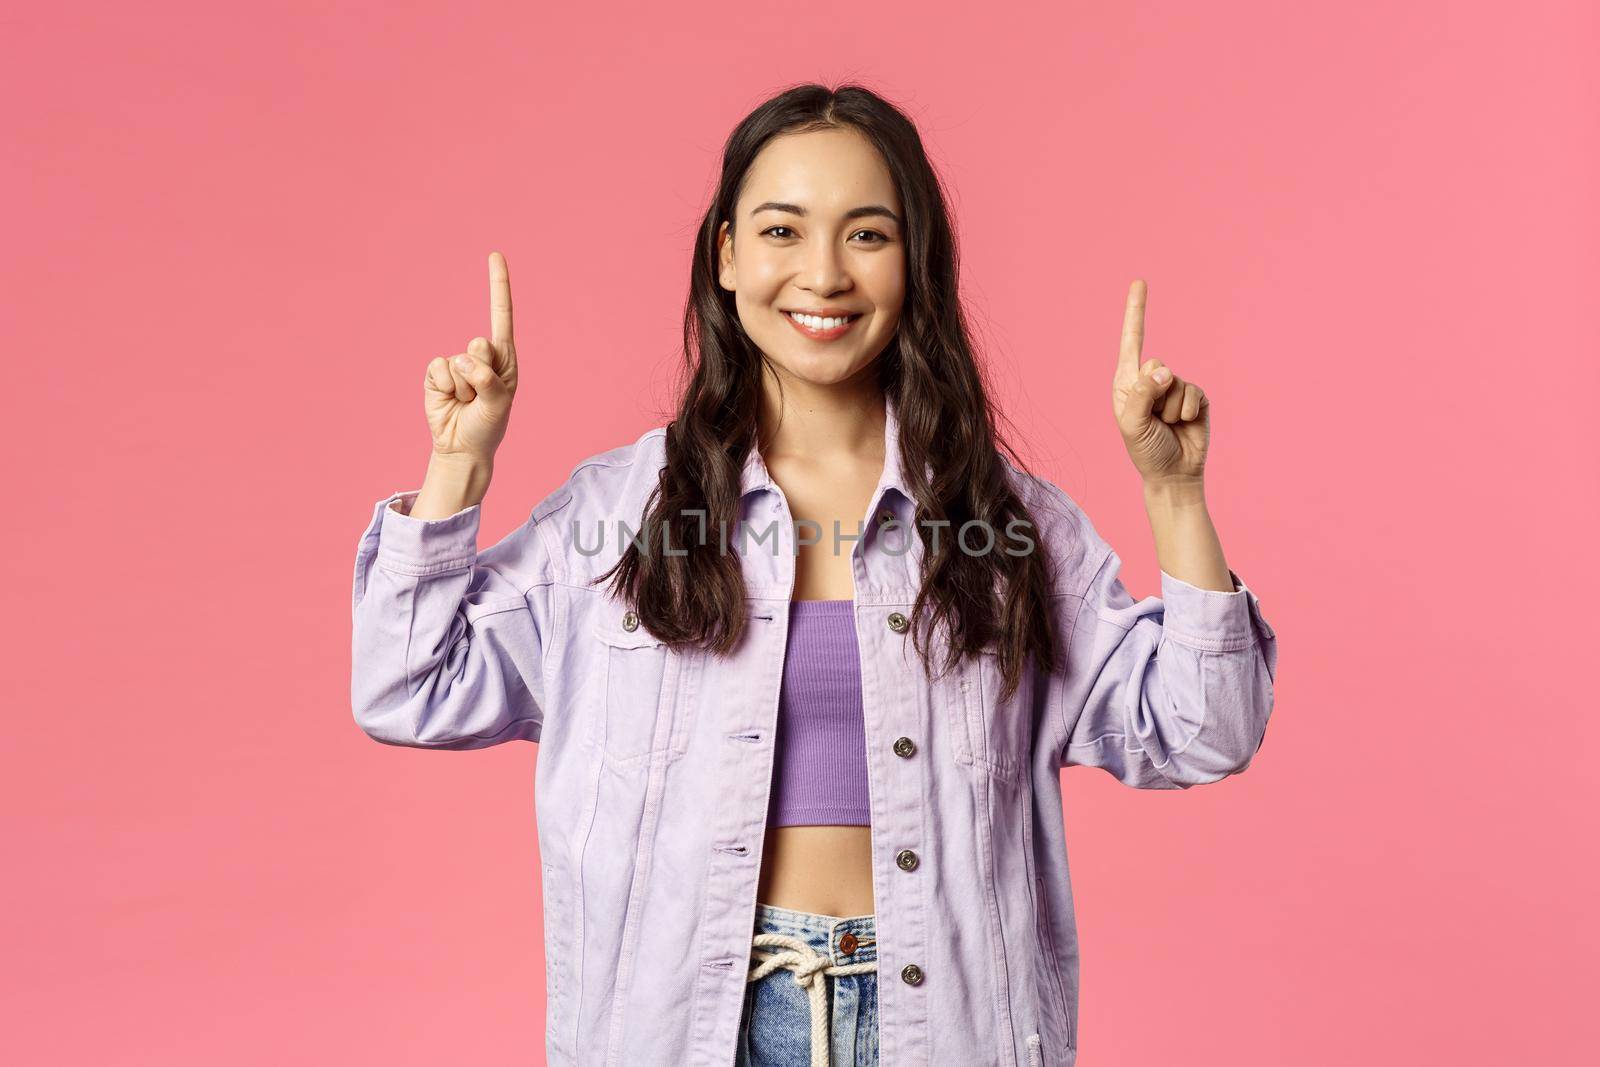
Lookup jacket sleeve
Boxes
[1053,527,1279,789]
[350,488,561,749]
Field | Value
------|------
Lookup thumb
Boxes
[452,353,510,411]
[1120,364,1173,435]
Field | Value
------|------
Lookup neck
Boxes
[755,369,887,470]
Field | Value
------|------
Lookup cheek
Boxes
[733,261,782,307]
[873,288,906,333]
[750,260,789,296]
[734,244,784,287]
[863,261,905,315]
[734,282,781,325]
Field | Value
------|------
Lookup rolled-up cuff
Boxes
[372,489,481,575]
[1157,567,1275,652]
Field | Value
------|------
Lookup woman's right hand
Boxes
[425,251,519,463]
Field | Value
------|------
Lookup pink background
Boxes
[4,1,1595,1063]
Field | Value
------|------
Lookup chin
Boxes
[769,351,871,387]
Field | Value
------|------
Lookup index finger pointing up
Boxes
[1119,279,1147,373]
[489,251,514,352]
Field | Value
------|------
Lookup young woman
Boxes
[351,83,1279,1067]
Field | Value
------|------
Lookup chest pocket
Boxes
[945,646,1031,784]
[589,607,696,767]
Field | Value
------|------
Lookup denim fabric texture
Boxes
[737,903,879,1066]
[350,393,1280,1066]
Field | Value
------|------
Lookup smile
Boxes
[782,310,863,340]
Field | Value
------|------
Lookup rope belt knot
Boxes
[746,931,878,1067]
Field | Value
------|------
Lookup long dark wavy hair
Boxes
[600,82,1060,701]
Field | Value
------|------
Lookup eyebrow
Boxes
[749,201,902,227]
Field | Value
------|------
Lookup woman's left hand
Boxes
[1111,279,1210,487]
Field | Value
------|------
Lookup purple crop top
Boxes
[766,598,871,827]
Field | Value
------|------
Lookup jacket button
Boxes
[901,963,924,985]
[886,611,908,633]
[896,849,919,871]
[621,610,640,632]
[893,736,916,758]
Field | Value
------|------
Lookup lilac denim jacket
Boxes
[350,395,1279,1067]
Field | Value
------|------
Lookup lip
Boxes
[780,309,863,342]
[781,306,861,317]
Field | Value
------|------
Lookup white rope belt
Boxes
[746,931,878,1067]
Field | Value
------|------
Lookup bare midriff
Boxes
[756,824,876,917]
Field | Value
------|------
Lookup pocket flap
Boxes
[591,606,667,649]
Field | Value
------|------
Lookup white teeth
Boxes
[787,311,856,330]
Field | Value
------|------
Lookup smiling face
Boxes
[717,127,906,389]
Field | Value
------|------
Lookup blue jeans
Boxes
[736,903,880,1066]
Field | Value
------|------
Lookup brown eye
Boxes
[761,226,795,239]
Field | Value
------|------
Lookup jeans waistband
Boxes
[750,902,878,966]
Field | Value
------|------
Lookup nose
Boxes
[800,236,852,295]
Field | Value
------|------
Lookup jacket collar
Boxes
[738,392,914,506]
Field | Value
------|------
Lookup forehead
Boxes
[738,127,901,215]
